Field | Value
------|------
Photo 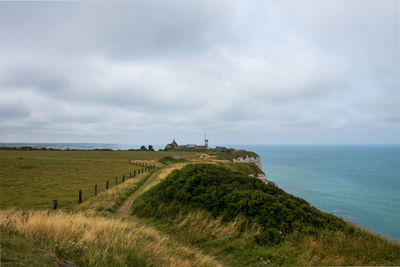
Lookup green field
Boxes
[1,149,399,266]
[0,150,196,210]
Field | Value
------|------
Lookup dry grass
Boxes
[0,209,222,267]
[130,159,162,167]
[174,210,261,242]
[119,163,189,219]
[294,229,400,266]
[74,171,151,217]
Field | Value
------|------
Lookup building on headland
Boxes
[164,139,179,150]
[164,135,209,151]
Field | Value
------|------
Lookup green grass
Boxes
[0,227,58,266]
[2,150,399,266]
[219,162,263,176]
[74,169,154,216]
[208,149,259,161]
[0,150,196,210]
[158,155,188,165]
[131,164,400,266]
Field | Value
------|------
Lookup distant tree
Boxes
[148,145,155,151]
[140,145,147,151]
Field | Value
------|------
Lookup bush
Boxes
[254,229,285,245]
[158,156,187,165]
[132,164,346,235]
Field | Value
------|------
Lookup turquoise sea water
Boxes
[238,145,400,241]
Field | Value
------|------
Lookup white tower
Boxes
[204,134,209,149]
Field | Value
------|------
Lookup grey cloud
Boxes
[0,103,30,119]
[0,0,398,144]
[0,1,235,60]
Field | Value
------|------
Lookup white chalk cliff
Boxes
[233,155,267,183]
[233,155,262,169]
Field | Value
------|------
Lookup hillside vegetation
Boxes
[131,164,400,266]
[209,149,259,161]
[1,150,399,266]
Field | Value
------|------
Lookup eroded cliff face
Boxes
[233,156,267,182]
[233,156,262,169]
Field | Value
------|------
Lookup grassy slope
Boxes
[1,150,399,266]
[131,164,400,266]
[220,162,263,176]
[208,149,259,161]
[1,166,221,266]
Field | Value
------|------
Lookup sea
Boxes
[1,143,399,241]
[236,145,400,242]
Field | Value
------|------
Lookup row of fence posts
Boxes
[52,162,156,210]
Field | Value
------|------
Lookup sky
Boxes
[0,0,399,146]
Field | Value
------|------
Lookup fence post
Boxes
[138,169,140,174]
[79,189,82,204]
[53,199,58,210]
[123,175,125,182]
[134,170,136,176]
[115,177,118,186]
[94,184,97,195]
[106,180,109,189]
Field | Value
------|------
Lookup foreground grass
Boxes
[0,209,221,267]
[134,208,400,266]
[2,150,398,266]
[1,227,58,266]
[1,168,221,266]
[131,164,400,266]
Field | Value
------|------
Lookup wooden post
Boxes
[123,175,125,182]
[138,169,140,174]
[53,199,58,210]
[94,184,97,195]
[106,180,109,189]
[115,177,118,186]
[134,170,136,176]
[79,189,82,204]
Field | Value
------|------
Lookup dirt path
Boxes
[118,163,188,219]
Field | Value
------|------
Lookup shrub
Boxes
[132,164,346,235]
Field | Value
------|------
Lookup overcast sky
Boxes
[0,0,399,146]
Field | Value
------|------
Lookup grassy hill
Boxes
[1,149,399,266]
[131,164,400,266]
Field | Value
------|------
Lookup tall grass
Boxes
[130,164,400,266]
[74,170,152,217]
[0,209,221,266]
[132,207,400,266]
